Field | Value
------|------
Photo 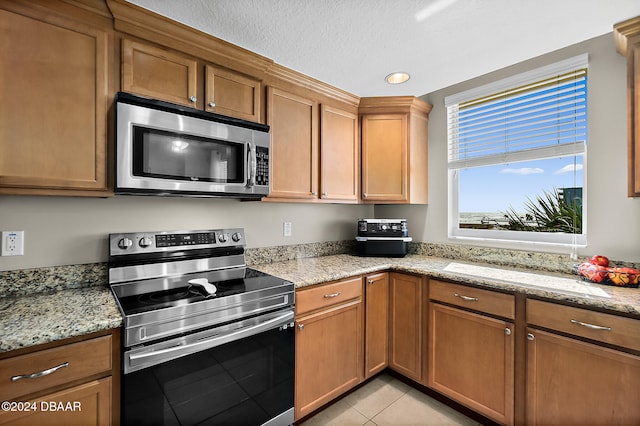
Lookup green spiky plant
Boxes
[500,188,582,234]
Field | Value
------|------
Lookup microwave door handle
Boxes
[246,143,256,188]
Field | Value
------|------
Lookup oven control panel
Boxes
[109,228,245,255]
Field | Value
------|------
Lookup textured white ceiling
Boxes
[126,0,640,97]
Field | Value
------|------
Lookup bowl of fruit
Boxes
[576,256,640,288]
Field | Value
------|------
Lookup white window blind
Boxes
[447,55,587,170]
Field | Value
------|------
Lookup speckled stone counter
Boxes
[0,286,122,353]
[1,249,637,354]
[251,254,640,317]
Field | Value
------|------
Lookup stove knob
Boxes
[218,233,228,243]
[117,238,133,250]
[231,232,242,242]
[139,237,153,248]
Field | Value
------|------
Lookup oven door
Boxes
[122,309,294,426]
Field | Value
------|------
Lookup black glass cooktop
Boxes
[116,268,289,316]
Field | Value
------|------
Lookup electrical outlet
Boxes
[283,222,292,237]
[2,231,24,256]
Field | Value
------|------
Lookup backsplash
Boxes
[0,263,107,297]
[1,240,637,297]
[245,240,356,265]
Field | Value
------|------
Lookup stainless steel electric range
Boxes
[108,228,294,426]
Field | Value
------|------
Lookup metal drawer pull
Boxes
[505,328,512,336]
[454,293,478,302]
[11,362,69,382]
[570,319,612,331]
[323,291,342,298]
[527,333,535,341]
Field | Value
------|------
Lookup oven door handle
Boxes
[126,310,294,372]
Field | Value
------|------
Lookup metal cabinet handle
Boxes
[505,327,512,336]
[298,324,304,331]
[311,192,317,196]
[454,293,478,302]
[570,319,612,331]
[208,101,216,107]
[527,333,535,341]
[11,362,69,382]
[189,95,197,103]
[367,279,374,285]
[323,291,342,298]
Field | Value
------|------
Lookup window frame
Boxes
[445,54,588,249]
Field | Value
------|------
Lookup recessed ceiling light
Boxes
[385,72,410,84]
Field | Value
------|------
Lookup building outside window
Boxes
[446,54,588,248]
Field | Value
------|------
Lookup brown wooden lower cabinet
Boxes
[0,330,119,426]
[294,277,363,420]
[428,303,515,425]
[294,273,640,426]
[388,272,424,382]
[0,378,112,426]
[526,327,640,425]
[364,272,389,378]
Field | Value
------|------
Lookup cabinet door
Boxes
[630,40,640,196]
[388,273,422,381]
[320,105,359,202]
[364,273,388,378]
[295,299,363,420]
[361,114,408,202]
[0,8,108,194]
[429,303,514,425]
[121,39,198,108]
[267,87,318,199]
[526,328,640,425]
[205,64,261,122]
[0,377,112,426]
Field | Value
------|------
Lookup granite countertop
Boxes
[0,286,122,353]
[252,254,640,317]
[2,253,638,354]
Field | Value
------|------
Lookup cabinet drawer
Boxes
[527,299,640,351]
[429,280,515,319]
[296,276,362,315]
[0,335,112,401]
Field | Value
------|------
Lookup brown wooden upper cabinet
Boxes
[0,3,111,196]
[359,97,432,204]
[266,86,359,202]
[121,39,262,122]
[614,16,640,197]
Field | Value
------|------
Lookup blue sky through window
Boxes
[458,156,583,214]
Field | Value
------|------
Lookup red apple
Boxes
[590,255,609,267]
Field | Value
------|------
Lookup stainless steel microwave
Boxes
[114,92,270,198]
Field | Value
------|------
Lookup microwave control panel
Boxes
[256,146,269,186]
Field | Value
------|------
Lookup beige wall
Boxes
[377,33,640,263]
[0,196,373,271]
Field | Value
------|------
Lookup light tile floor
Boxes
[299,373,482,426]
